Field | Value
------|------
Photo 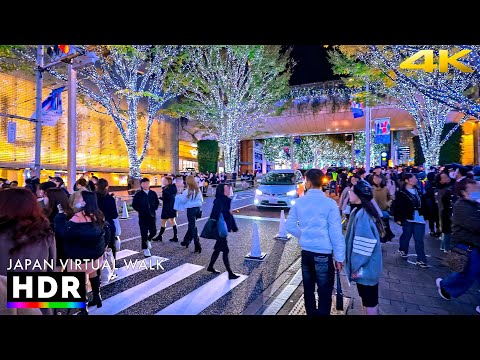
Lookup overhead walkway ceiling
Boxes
[247,105,466,139]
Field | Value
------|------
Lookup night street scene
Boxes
[1,45,480,316]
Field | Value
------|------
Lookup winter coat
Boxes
[160,184,177,219]
[97,192,118,244]
[54,213,108,260]
[372,185,392,211]
[435,184,453,234]
[344,207,382,286]
[132,189,160,218]
[423,181,439,222]
[392,187,427,223]
[0,230,55,276]
[451,198,480,249]
[210,195,238,233]
[285,189,345,261]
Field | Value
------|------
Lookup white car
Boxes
[254,170,304,209]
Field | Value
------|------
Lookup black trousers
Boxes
[184,207,200,244]
[139,214,157,249]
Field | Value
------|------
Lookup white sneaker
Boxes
[476,306,480,314]
[144,249,151,257]
[147,241,152,249]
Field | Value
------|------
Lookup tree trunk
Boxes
[127,147,142,190]
[221,139,238,174]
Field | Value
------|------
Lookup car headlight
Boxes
[256,189,263,195]
[286,190,297,196]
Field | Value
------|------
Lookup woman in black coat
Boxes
[95,178,118,259]
[156,176,178,242]
[423,172,440,237]
[206,183,240,280]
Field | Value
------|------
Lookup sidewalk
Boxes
[265,207,480,315]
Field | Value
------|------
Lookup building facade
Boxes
[0,71,182,187]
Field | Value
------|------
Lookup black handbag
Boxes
[335,269,343,311]
[196,209,203,219]
[200,218,218,239]
[443,245,472,273]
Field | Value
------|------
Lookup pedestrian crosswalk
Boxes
[88,248,248,315]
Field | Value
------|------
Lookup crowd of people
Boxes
[287,163,480,315]
[1,162,479,316]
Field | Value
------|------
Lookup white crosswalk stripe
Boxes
[84,247,248,315]
[156,272,248,315]
[90,263,204,315]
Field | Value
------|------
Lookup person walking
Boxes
[385,172,397,200]
[132,178,160,257]
[372,174,394,242]
[329,168,338,196]
[393,173,429,268]
[344,180,385,315]
[70,178,90,213]
[206,183,240,280]
[95,179,119,259]
[286,169,345,315]
[44,188,74,268]
[178,175,204,252]
[424,172,441,238]
[435,172,454,252]
[153,176,178,242]
[436,179,480,308]
[54,191,109,313]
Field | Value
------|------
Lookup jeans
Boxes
[139,215,157,249]
[441,233,451,251]
[301,250,334,315]
[399,221,427,263]
[441,246,480,298]
[329,181,338,196]
[184,207,200,244]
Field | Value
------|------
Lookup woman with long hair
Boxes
[206,183,240,279]
[70,178,89,213]
[344,180,385,315]
[54,191,109,314]
[153,176,178,242]
[95,178,118,259]
[0,188,55,315]
[178,175,204,252]
[372,174,394,242]
[44,188,74,267]
[0,188,56,276]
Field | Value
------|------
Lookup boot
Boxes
[194,237,202,253]
[169,226,178,242]
[207,250,220,273]
[152,227,165,241]
[87,276,102,308]
[223,252,239,280]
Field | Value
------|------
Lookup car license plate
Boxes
[270,197,278,204]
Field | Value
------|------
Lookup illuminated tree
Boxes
[175,45,292,173]
[329,45,476,167]
[10,45,187,181]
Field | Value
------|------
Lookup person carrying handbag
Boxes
[436,179,480,309]
[206,183,240,280]
[178,175,204,252]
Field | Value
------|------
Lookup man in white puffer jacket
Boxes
[286,168,345,316]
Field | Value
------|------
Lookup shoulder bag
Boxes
[443,245,473,273]
[200,218,218,239]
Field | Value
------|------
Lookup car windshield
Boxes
[262,172,296,185]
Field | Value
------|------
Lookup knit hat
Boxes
[353,179,373,201]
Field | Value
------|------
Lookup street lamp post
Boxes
[67,64,77,193]
[34,45,44,178]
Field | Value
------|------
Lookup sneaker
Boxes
[436,278,451,300]
[143,249,151,258]
[476,306,480,314]
[398,250,408,258]
[416,261,429,268]
[440,247,445,251]
[147,241,152,250]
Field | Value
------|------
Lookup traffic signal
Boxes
[46,45,71,59]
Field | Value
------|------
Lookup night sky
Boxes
[288,45,340,85]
